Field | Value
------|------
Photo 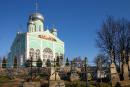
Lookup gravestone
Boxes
[110,62,120,87]
[49,67,60,80]
[122,51,129,80]
[49,67,65,87]
[123,63,129,80]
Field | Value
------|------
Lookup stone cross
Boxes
[49,59,61,81]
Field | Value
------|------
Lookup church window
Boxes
[36,49,40,59]
[43,48,53,59]
[29,48,35,60]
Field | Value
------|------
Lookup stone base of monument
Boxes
[112,80,130,87]
[123,63,129,80]
[49,71,65,87]
[23,82,41,87]
[110,63,120,87]
[119,80,130,86]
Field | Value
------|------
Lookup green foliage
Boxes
[2,57,7,68]
[56,56,60,67]
[65,81,90,87]
[24,59,31,67]
[96,83,111,87]
[65,58,70,66]
[46,59,51,67]
[36,58,42,67]
[13,56,17,68]
[0,76,10,83]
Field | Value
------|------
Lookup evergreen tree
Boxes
[2,57,7,68]
[36,58,42,67]
[24,59,31,67]
[46,59,51,67]
[13,56,17,68]
[56,56,60,67]
[65,57,70,66]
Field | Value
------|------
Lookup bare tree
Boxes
[96,16,130,65]
[96,16,130,80]
[94,54,108,70]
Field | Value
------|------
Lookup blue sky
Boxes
[0,0,130,63]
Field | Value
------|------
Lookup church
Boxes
[7,11,65,67]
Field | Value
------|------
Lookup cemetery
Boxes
[1,52,130,87]
[0,57,112,87]
[0,0,130,87]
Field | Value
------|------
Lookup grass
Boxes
[64,80,111,87]
[0,74,111,87]
[0,76,11,83]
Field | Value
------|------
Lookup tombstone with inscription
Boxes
[49,59,65,87]
[110,51,120,87]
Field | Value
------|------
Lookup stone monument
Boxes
[49,67,61,81]
[123,63,129,80]
[122,51,129,80]
[110,62,120,86]
[110,50,120,87]
[49,66,65,87]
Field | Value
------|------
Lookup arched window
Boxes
[36,49,40,59]
[55,53,59,58]
[43,48,53,59]
[29,48,35,60]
